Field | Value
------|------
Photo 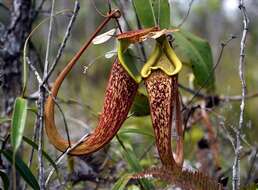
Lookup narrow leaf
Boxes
[0,170,9,190]
[22,136,58,171]
[0,150,40,190]
[119,139,154,190]
[112,173,132,190]
[119,127,154,138]
[11,97,28,154]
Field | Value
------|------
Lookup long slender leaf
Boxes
[119,127,154,138]
[11,97,28,154]
[118,139,154,190]
[22,136,58,171]
[112,173,132,190]
[0,149,40,190]
[0,170,9,190]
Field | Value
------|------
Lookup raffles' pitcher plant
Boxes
[45,9,183,171]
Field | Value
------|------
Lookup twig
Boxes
[177,0,194,28]
[244,147,257,185]
[220,92,258,102]
[233,1,249,189]
[26,57,43,84]
[184,35,236,110]
[45,133,90,186]
[37,86,46,189]
[178,83,206,99]
[43,1,80,84]
[43,0,55,77]
[140,141,155,160]
[179,82,258,102]
[90,0,106,17]
[131,1,147,62]
[33,0,46,19]
[37,0,55,188]
[0,2,9,11]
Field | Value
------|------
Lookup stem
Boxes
[43,0,55,77]
[44,0,80,83]
[233,1,249,190]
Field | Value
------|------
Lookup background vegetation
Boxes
[0,0,258,189]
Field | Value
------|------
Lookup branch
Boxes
[233,1,249,189]
[43,0,80,84]
[177,0,194,28]
[38,0,56,188]
[45,133,90,186]
[184,35,236,109]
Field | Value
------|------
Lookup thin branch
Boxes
[179,82,258,103]
[45,133,90,186]
[184,35,236,110]
[37,86,46,190]
[177,0,194,28]
[43,0,55,78]
[233,1,249,189]
[43,0,80,84]
[38,0,55,188]
[33,0,46,19]
[90,0,106,17]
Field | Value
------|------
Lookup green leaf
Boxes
[153,0,170,29]
[112,173,132,190]
[0,149,40,190]
[0,170,9,190]
[130,93,150,117]
[173,30,215,90]
[132,0,170,29]
[132,0,156,28]
[118,139,154,190]
[119,126,154,138]
[11,97,28,154]
[22,136,58,172]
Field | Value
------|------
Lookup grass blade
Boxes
[0,149,40,190]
